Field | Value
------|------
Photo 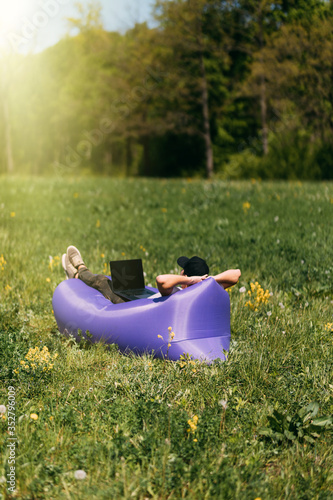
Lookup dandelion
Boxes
[100,253,105,258]
[193,438,198,442]
[278,302,285,309]
[219,400,228,410]
[73,193,79,198]
[30,413,38,420]
[74,470,87,480]
[243,202,251,213]
[5,285,12,291]
[96,219,101,228]
[46,278,51,283]
[161,208,167,213]
[0,254,7,271]
[239,286,246,293]
[267,311,272,317]
[10,212,16,217]
[0,405,6,414]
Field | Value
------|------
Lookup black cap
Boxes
[177,256,209,277]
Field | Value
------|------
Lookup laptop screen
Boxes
[110,259,145,291]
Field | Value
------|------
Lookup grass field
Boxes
[0,177,332,500]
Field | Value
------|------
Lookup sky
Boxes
[0,0,155,54]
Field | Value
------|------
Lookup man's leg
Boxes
[77,267,126,304]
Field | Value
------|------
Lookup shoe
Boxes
[67,245,85,269]
[62,253,77,279]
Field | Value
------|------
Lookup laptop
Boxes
[110,259,156,301]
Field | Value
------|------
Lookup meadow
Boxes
[0,177,332,499]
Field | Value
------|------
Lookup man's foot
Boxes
[62,253,78,279]
[67,245,85,269]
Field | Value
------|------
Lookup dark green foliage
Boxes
[1,1,332,179]
[259,402,333,444]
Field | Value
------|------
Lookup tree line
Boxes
[1,0,332,179]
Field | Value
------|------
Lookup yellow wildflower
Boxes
[157,335,163,340]
[243,202,251,213]
[0,254,7,271]
[5,285,12,291]
[30,413,38,420]
[188,415,199,434]
[73,193,79,198]
[96,219,101,228]
[161,208,167,213]
[10,212,16,217]
[46,278,51,283]
[245,282,270,311]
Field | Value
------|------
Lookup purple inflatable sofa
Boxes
[52,277,230,362]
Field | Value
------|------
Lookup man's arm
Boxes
[212,269,241,289]
[156,274,208,296]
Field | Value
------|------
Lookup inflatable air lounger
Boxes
[52,277,230,362]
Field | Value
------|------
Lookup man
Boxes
[62,246,241,303]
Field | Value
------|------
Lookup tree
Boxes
[154,0,231,178]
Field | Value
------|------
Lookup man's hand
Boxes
[156,273,208,296]
[185,274,209,286]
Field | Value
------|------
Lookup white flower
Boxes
[279,302,285,309]
[267,311,272,317]
[301,260,305,265]
[0,405,6,414]
[145,251,149,257]
[274,216,279,222]
[305,302,309,308]
[219,400,228,410]
[74,470,87,480]
[276,239,280,244]
[0,477,6,484]
[239,286,246,293]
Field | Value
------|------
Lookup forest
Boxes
[1,0,332,179]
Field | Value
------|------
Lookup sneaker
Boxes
[62,253,77,279]
[67,245,85,269]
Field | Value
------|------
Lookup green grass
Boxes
[0,177,332,499]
